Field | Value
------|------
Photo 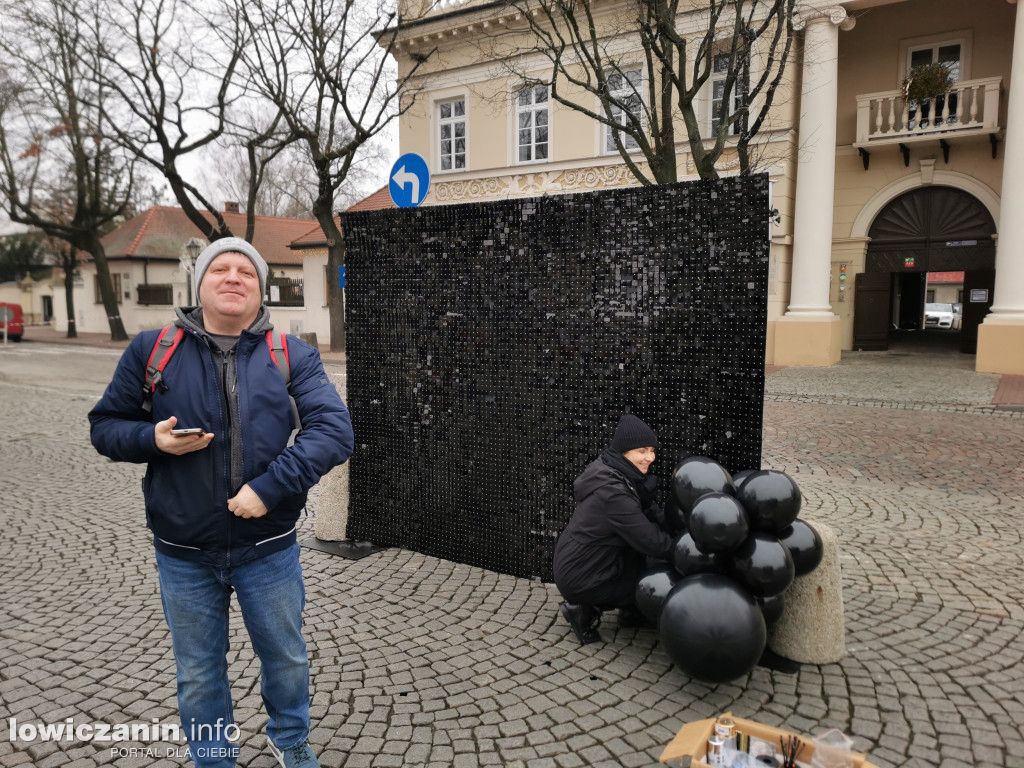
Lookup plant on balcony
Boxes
[901,62,953,103]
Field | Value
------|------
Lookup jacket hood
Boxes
[174,305,273,338]
[573,456,632,505]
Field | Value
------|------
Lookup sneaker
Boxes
[267,738,320,768]
[560,602,602,645]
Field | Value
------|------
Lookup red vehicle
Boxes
[0,302,24,341]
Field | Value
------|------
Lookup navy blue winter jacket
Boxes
[89,312,353,567]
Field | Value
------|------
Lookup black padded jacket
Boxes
[552,455,674,600]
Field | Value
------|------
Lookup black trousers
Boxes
[559,555,646,610]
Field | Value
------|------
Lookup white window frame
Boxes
[603,67,643,155]
[708,49,750,138]
[515,85,550,165]
[899,30,972,83]
[899,32,971,128]
[437,96,467,173]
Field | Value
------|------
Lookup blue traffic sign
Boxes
[389,153,430,208]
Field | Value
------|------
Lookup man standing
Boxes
[90,238,353,768]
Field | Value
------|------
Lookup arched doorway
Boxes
[853,186,996,352]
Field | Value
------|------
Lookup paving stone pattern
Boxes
[1,344,1022,768]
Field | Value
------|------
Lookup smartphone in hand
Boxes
[170,427,205,436]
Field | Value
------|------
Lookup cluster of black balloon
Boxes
[635,457,825,683]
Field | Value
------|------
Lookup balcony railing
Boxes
[854,76,1003,147]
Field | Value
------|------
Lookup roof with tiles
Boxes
[98,206,317,266]
[288,187,396,250]
[346,186,396,213]
[289,220,337,249]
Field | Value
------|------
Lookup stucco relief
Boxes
[555,165,642,190]
[431,163,649,202]
[432,176,511,202]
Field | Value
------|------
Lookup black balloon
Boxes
[778,519,824,576]
[673,533,722,576]
[738,470,802,532]
[688,493,749,554]
[672,457,735,516]
[730,532,796,597]
[731,469,757,490]
[757,594,785,627]
[635,567,681,624]
[659,573,767,683]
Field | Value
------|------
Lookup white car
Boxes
[924,302,955,329]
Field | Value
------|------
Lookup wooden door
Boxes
[854,271,891,351]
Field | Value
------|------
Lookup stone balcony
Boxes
[853,76,1004,167]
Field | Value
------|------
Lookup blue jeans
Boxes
[156,543,310,768]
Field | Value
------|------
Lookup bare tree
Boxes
[209,143,314,220]
[0,0,136,340]
[486,0,796,183]
[229,0,427,352]
[51,239,81,338]
[89,0,266,242]
[206,136,391,220]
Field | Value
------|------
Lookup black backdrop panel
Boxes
[342,175,770,581]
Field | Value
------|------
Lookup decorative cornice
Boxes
[427,163,647,203]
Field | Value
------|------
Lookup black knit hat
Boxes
[610,414,659,453]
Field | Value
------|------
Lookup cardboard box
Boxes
[659,712,879,768]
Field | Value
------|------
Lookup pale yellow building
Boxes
[386,0,1024,374]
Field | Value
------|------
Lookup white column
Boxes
[977,0,1024,373]
[990,0,1024,319]
[786,5,851,316]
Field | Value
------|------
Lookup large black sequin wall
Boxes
[342,174,770,581]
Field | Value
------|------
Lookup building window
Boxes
[710,51,749,137]
[267,275,304,307]
[137,283,173,306]
[604,69,642,154]
[438,98,466,171]
[908,42,962,83]
[517,86,549,163]
[906,40,962,128]
[94,273,122,304]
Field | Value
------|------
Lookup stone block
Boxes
[314,462,349,540]
[767,519,846,664]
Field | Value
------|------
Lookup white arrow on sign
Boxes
[392,164,420,205]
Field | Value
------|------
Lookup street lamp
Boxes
[181,238,205,306]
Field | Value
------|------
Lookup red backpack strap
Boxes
[142,325,185,412]
[266,329,292,386]
[266,329,300,446]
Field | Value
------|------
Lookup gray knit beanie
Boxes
[193,237,268,304]
[610,414,660,452]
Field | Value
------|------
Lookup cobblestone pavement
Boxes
[1,341,1022,768]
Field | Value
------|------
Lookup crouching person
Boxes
[553,414,674,645]
[89,238,354,768]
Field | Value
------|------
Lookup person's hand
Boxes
[154,416,214,455]
[228,484,268,518]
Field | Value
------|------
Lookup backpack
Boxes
[142,325,301,445]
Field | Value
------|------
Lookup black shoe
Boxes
[617,605,656,629]
[560,603,602,645]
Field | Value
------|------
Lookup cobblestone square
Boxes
[1,338,1022,768]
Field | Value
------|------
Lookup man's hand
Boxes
[228,484,268,518]
[154,416,214,455]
